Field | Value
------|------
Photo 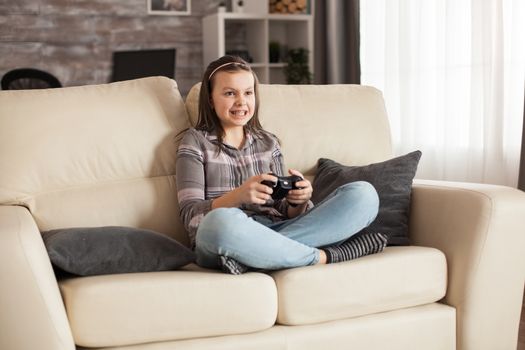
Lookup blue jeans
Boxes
[195,181,379,270]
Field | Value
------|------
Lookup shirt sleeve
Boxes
[176,130,213,247]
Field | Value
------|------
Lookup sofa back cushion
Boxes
[185,83,393,176]
[0,77,190,245]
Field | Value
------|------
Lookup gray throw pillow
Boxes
[42,226,196,276]
[312,151,422,246]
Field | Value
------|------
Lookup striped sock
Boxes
[219,256,249,275]
[323,232,388,264]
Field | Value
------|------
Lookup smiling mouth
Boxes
[230,110,248,117]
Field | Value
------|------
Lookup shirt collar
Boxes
[204,129,259,150]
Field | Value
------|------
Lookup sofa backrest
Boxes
[185,83,393,177]
[0,78,393,245]
[0,77,190,245]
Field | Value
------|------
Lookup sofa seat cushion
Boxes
[271,246,447,325]
[58,268,278,348]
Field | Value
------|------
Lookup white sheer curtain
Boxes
[360,0,525,187]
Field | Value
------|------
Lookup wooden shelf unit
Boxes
[202,11,314,84]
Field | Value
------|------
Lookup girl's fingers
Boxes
[288,168,304,178]
[259,173,278,183]
[257,183,274,194]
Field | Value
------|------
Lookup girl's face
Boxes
[210,70,256,132]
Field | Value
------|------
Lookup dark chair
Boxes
[1,68,62,90]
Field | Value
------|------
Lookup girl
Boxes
[176,55,386,274]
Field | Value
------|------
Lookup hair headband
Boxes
[208,62,248,81]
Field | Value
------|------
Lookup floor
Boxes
[519,293,525,350]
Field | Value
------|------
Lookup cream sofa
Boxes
[0,77,524,350]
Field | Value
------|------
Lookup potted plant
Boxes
[284,48,312,84]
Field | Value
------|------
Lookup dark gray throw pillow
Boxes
[42,226,196,276]
[312,151,422,246]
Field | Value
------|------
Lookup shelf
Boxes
[268,14,312,21]
[203,5,314,84]
[269,63,287,68]
[211,13,313,21]
[249,63,267,68]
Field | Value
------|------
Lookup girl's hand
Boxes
[285,169,313,206]
[235,173,277,205]
[212,173,277,209]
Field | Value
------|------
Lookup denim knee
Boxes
[196,208,246,249]
[336,181,379,218]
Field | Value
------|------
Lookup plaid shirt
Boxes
[176,128,292,247]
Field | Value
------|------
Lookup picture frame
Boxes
[147,0,191,16]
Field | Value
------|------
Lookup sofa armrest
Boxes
[409,179,525,350]
[0,205,75,350]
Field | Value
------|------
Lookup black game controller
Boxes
[261,173,303,200]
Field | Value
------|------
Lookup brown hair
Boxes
[196,55,263,149]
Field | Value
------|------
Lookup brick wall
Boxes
[0,0,223,96]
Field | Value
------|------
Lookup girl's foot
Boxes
[323,232,388,264]
[219,256,249,275]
